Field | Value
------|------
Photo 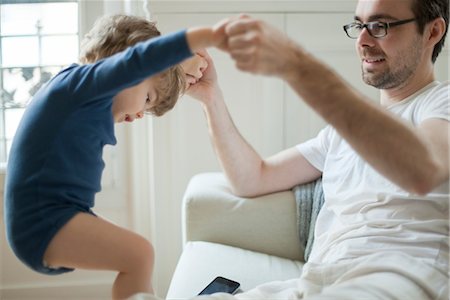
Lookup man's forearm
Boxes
[283,47,445,194]
[201,93,266,196]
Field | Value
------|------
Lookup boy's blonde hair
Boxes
[79,14,185,116]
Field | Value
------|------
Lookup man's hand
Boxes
[224,15,301,78]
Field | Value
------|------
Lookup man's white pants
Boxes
[132,252,448,300]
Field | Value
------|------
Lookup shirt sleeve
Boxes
[418,81,450,123]
[64,29,192,103]
[295,125,332,172]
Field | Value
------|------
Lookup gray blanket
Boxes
[293,178,324,261]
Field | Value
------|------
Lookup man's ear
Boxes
[426,17,446,48]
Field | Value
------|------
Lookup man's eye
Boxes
[371,22,385,29]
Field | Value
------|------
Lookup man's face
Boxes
[355,0,424,90]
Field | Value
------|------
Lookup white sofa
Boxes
[165,172,306,299]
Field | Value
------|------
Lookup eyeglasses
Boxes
[343,18,416,39]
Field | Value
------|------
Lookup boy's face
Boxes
[112,76,157,123]
[181,52,208,88]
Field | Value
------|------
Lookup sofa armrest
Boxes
[182,172,304,261]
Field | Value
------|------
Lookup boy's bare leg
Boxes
[43,213,154,300]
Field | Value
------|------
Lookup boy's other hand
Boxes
[184,50,222,105]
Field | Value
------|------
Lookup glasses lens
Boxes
[368,22,387,37]
[345,23,361,38]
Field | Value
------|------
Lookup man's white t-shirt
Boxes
[296,81,449,271]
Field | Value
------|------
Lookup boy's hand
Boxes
[186,18,230,52]
[211,18,231,51]
[184,50,222,105]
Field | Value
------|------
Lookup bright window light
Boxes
[0,1,79,165]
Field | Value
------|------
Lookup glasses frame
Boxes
[343,18,416,39]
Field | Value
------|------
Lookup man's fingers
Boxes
[228,31,262,50]
[229,48,257,69]
[235,59,258,74]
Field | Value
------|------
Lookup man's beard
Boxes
[361,45,421,90]
[362,63,417,89]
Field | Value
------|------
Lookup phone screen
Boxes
[198,276,241,295]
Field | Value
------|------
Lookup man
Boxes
[133,0,448,299]
[181,0,449,299]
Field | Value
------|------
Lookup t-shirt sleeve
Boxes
[295,125,332,172]
[418,82,450,123]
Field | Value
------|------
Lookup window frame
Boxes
[0,0,79,169]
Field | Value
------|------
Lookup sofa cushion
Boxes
[166,241,303,299]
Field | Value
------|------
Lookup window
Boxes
[0,0,79,166]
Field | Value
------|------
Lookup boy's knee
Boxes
[130,236,154,269]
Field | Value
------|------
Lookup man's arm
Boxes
[224,17,449,195]
[186,52,321,197]
[284,53,449,194]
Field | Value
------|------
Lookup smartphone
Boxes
[198,276,241,295]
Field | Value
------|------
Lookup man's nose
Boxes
[357,27,376,47]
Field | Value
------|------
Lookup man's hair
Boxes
[79,14,185,116]
[411,0,449,63]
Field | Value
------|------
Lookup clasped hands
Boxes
[188,15,298,78]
